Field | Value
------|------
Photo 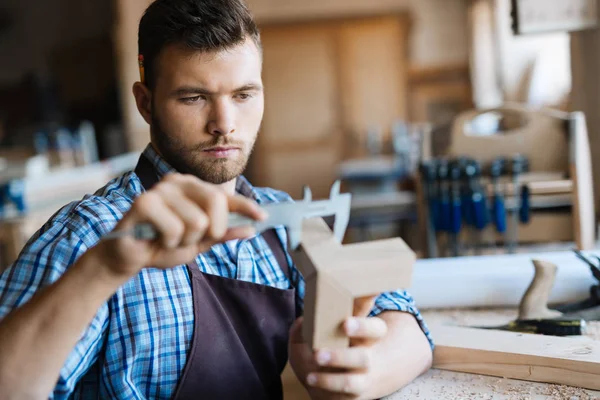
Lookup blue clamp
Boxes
[0,180,27,217]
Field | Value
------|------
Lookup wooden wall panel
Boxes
[249,16,410,197]
[265,149,340,199]
[337,17,409,156]
[260,25,340,147]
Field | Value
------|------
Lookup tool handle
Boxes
[450,197,461,234]
[429,197,441,231]
[472,192,487,230]
[493,194,506,233]
[512,319,584,336]
[461,192,473,226]
[520,185,531,224]
[439,196,450,232]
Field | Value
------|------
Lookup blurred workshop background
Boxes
[0,0,598,269]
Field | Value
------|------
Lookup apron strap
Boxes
[135,153,160,190]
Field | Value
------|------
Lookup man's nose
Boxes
[207,99,235,136]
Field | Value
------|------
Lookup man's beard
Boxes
[151,113,255,185]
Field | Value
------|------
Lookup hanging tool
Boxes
[102,181,352,252]
[519,184,531,224]
[420,161,439,258]
[0,180,27,218]
[448,160,462,257]
[490,158,507,245]
[436,159,451,235]
[458,158,473,227]
[465,159,487,255]
[507,154,528,253]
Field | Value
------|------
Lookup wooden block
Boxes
[432,324,600,391]
[290,218,415,349]
[569,112,596,250]
[281,362,310,400]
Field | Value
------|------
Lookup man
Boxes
[0,0,433,398]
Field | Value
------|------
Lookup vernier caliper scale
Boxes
[104,180,352,250]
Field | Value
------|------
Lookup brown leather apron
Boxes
[134,154,298,399]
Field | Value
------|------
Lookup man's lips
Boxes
[204,146,239,152]
[202,146,240,157]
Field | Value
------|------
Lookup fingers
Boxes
[131,192,185,249]
[129,173,266,248]
[158,184,209,246]
[227,193,268,221]
[163,174,266,241]
[353,295,377,317]
[306,371,369,397]
[343,317,387,341]
[314,347,371,370]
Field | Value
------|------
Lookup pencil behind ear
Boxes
[138,54,145,84]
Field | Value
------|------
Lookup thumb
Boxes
[289,317,305,344]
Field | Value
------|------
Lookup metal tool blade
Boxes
[227,180,351,249]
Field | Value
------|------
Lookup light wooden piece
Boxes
[570,112,596,250]
[448,104,569,173]
[518,259,563,320]
[432,324,600,391]
[290,217,415,349]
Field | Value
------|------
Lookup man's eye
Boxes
[236,93,252,100]
[181,96,204,104]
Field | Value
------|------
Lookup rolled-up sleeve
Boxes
[0,220,109,399]
[370,290,434,349]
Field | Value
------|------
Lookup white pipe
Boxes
[410,250,599,309]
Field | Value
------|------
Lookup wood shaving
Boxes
[542,384,594,400]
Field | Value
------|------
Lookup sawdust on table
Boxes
[394,370,599,400]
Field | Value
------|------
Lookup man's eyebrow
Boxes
[171,84,263,97]
[172,87,213,97]
[234,83,263,92]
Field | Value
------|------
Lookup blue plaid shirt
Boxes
[0,144,432,399]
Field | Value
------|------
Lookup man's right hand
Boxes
[92,173,267,279]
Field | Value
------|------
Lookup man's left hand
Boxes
[288,296,386,400]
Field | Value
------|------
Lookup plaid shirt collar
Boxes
[142,143,262,203]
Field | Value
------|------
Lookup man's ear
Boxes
[132,82,153,125]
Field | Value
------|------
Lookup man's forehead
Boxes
[157,40,262,90]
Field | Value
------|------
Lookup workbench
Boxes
[391,308,600,399]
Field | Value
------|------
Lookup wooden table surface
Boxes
[390,308,600,400]
[283,308,600,399]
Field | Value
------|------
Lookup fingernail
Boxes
[346,318,359,334]
[316,350,330,365]
[307,374,317,386]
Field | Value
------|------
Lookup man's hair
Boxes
[138,0,261,89]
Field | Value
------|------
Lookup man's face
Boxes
[149,38,264,184]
